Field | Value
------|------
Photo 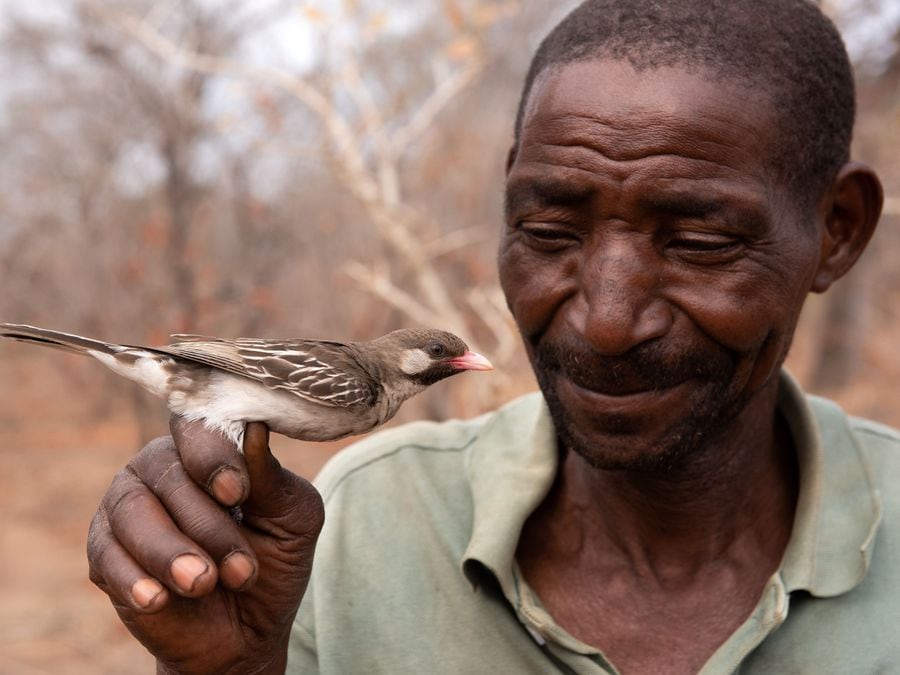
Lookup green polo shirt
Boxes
[288,372,900,673]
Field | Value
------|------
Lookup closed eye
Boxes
[667,233,743,263]
[517,221,580,251]
[670,234,738,250]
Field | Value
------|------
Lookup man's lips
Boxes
[560,365,686,397]
[564,377,673,397]
[533,335,724,393]
[558,375,690,414]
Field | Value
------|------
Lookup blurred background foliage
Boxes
[0,1,897,672]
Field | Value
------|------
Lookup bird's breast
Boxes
[172,371,381,443]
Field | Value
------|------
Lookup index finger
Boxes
[170,415,249,507]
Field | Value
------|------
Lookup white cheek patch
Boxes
[399,349,432,375]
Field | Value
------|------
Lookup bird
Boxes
[0,323,493,446]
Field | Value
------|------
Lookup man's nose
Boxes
[570,247,673,356]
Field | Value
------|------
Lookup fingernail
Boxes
[131,578,164,608]
[220,551,256,590]
[211,468,246,506]
[170,554,209,593]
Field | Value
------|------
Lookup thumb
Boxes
[241,422,325,534]
[242,421,279,510]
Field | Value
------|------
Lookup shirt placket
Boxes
[698,574,790,675]
[506,563,620,674]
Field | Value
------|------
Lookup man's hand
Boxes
[87,418,324,674]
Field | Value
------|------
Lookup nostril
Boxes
[573,245,672,355]
[580,294,673,357]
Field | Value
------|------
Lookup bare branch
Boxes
[80,0,380,204]
[466,286,519,364]
[424,226,492,258]
[343,262,438,327]
[82,0,493,347]
[142,0,179,30]
[341,58,387,150]
[389,53,487,156]
[341,58,403,204]
[368,207,469,334]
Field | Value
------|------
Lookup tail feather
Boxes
[0,323,123,356]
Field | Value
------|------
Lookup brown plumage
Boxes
[0,324,493,446]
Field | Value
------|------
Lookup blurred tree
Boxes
[0,0,897,442]
[0,0,326,437]
[809,0,900,391]
[1,4,897,672]
[0,0,577,438]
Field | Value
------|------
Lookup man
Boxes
[86,0,897,673]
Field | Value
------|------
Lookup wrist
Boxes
[155,641,288,675]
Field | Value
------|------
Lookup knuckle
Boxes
[107,486,155,522]
[88,564,108,589]
[126,436,180,483]
[99,467,138,513]
[182,515,236,552]
[151,459,189,496]
[169,412,200,436]
[142,434,178,457]
[139,436,178,465]
[86,515,118,591]
[172,416,237,457]
[102,467,145,513]
[86,510,110,567]
[302,489,326,532]
[281,478,326,537]
[169,493,223,535]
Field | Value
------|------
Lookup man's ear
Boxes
[811,162,883,293]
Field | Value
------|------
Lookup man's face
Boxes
[500,59,824,470]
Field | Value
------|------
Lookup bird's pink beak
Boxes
[449,351,494,371]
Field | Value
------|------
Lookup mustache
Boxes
[533,336,733,395]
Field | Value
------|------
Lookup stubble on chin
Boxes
[531,338,743,472]
[542,379,735,472]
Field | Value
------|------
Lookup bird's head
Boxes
[374,328,493,387]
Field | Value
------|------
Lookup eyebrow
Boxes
[640,191,767,235]
[640,193,725,218]
[504,177,593,220]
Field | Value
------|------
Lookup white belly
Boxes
[168,371,378,447]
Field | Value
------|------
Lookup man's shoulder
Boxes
[806,393,900,458]
[313,392,545,503]
[847,414,900,450]
[291,392,552,671]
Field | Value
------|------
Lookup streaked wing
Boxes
[159,338,377,408]
[169,333,228,343]
[157,340,248,378]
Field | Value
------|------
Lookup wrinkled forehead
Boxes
[517,58,778,167]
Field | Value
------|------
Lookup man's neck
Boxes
[522,382,800,584]
[515,382,800,672]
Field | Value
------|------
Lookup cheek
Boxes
[499,242,577,338]
[677,227,820,351]
[676,264,812,388]
[689,281,783,349]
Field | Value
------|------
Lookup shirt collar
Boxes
[461,371,883,599]
[461,393,558,595]
[777,372,882,596]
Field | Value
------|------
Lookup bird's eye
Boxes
[426,342,446,358]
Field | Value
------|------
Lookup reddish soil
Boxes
[0,355,341,673]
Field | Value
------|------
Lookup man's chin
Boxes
[540,376,739,472]
[557,421,701,472]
